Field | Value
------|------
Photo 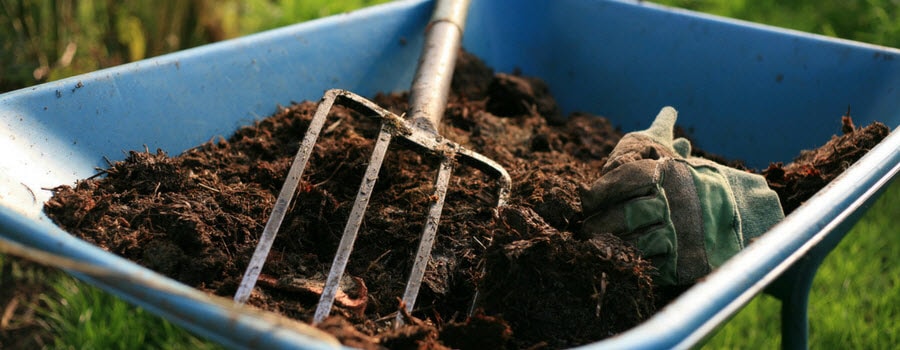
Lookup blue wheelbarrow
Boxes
[1,0,898,348]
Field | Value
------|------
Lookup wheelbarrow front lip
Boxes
[0,210,346,350]
[1,0,899,349]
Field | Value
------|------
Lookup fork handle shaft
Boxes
[406,0,471,133]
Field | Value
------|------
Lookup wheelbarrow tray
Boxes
[1,0,898,348]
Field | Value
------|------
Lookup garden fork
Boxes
[233,0,511,327]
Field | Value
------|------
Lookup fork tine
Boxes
[233,90,340,304]
[394,156,454,327]
[313,124,394,324]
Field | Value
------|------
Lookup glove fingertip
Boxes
[673,137,692,158]
[644,106,678,143]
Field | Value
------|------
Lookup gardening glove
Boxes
[580,107,784,286]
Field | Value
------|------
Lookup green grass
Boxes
[809,181,900,348]
[651,0,900,48]
[1,0,898,349]
[0,0,391,92]
[37,277,221,350]
[1,254,220,349]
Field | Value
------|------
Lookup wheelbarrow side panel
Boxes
[465,0,900,167]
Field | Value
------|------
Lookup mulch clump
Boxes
[42,51,888,349]
[762,112,890,213]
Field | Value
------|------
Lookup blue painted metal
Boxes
[0,0,898,348]
[0,210,346,350]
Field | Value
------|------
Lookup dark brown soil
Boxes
[763,113,890,213]
[42,51,889,349]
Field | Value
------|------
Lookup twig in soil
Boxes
[396,299,427,327]
[313,150,351,188]
[372,304,434,324]
[197,182,220,193]
[472,236,486,250]
[87,168,108,180]
[256,274,369,317]
[218,235,233,260]
[374,312,400,323]
[841,105,855,135]
[593,272,608,318]
[523,341,549,350]
[323,118,343,135]
[365,249,393,273]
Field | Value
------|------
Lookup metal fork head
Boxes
[313,89,510,325]
[233,88,510,326]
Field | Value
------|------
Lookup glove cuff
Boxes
[717,166,785,244]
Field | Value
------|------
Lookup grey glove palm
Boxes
[581,107,784,286]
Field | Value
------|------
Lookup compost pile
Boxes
[43,52,888,349]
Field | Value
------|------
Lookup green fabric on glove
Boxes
[685,162,741,268]
[581,107,785,286]
[719,164,786,246]
[580,159,679,285]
